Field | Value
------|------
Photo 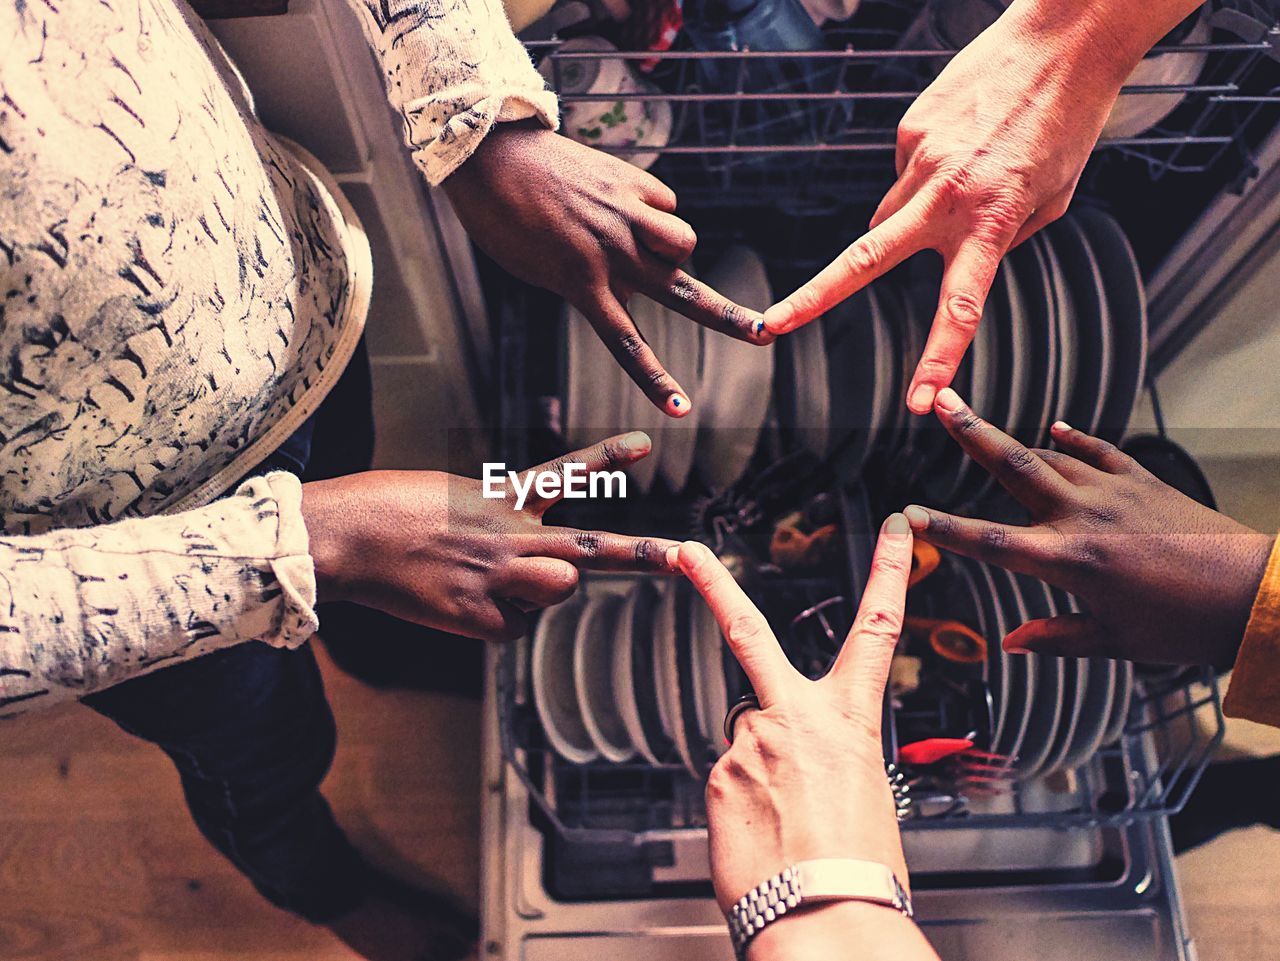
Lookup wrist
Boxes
[444,118,544,194]
[746,900,924,961]
[299,478,353,605]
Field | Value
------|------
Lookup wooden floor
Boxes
[2,647,1278,961]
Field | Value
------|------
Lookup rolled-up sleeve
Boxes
[345,0,560,185]
[1223,535,1280,728]
[0,472,318,718]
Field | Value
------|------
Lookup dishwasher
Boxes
[478,1,1280,957]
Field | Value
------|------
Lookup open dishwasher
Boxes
[478,2,1280,957]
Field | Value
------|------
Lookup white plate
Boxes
[696,247,776,488]
[532,597,599,764]
[689,582,730,753]
[1049,216,1113,436]
[619,294,670,492]
[573,591,635,763]
[1055,592,1116,772]
[1038,229,1076,427]
[1039,587,1089,777]
[988,566,1034,763]
[1102,660,1135,746]
[564,304,625,448]
[1102,8,1210,139]
[653,580,697,773]
[1011,575,1065,779]
[612,583,660,764]
[657,304,704,492]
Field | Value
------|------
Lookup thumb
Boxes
[1003,613,1113,659]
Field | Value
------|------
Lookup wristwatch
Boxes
[726,858,913,959]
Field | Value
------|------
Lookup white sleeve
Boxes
[0,472,319,718]
[345,0,560,185]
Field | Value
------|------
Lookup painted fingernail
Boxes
[1051,420,1072,433]
[763,303,794,333]
[909,383,937,413]
[903,505,929,530]
[753,317,767,338]
[667,393,690,416]
[884,512,911,541]
[934,387,962,413]
[621,431,651,453]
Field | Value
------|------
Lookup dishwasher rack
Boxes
[531,0,1280,212]
[490,277,1225,872]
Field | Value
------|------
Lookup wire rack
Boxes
[530,0,1280,212]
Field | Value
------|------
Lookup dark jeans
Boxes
[82,342,375,923]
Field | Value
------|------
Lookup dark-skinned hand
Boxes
[301,432,678,642]
[443,121,772,416]
[904,389,1273,667]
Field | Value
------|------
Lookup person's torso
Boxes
[0,0,361,533]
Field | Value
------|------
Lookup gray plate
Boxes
[1010,574,1065,779]
[1047,215,1112,436]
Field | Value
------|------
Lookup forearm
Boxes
[0,472,318,716]
[341,0,558,184]
[747,901,939,961]
[1002,0,1206,87]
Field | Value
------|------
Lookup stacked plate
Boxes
[532,576,732,775]
[776,209,1147,506]
[939,555,1134,779]
[561,247,776,495]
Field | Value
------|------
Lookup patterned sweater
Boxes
[0,0,556,714]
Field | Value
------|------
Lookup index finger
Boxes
[905,236,1007,413]
[533,527,679,573]
[677,540,797,705]
[762,191,933,335]
[829,514,913,707]
[641,266,774,345]
[524,431,653,514]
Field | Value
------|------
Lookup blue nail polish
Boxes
[672,396,683,409]
[753,319,765,337]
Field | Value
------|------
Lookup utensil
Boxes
[574,591,636,762]
[532,596,599,764]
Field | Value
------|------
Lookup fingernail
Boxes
[667,393,690,416]
[909,383,936,413]
[1004,640,1030,655]
[1052,420,1072,433]
[753,317,767,338]
[666,545,681,569]
[621,431,650,453]
[884,512,911,541]
[934,387,962,413]
[903,505,929,530]
[763,303,793,334]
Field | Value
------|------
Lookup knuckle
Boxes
[1001,441,1038,475]
[549,565,581,600]
[943,291,984,333]
[934,168,978,213]
[724,611,767,648]
[632,538,663,569]
[841,234,885,276]
[856,605,904,642]
[596,439,625,470]
[573,530,604,558]
[979,524,1011,554]
[615,331,648,361]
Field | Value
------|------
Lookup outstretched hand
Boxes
[762,1,1181,414]
[302,432,679,642]
[446,123,772,417]
[906,389,1273,666]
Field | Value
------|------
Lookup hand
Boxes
[763,0,1195,414]
[301,432,678,641]
[678,520,937,959]
[678,515,939,961]
[905,389,1274,667]
[445,122,771,416]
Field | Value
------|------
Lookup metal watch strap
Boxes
[726,858,913,960]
